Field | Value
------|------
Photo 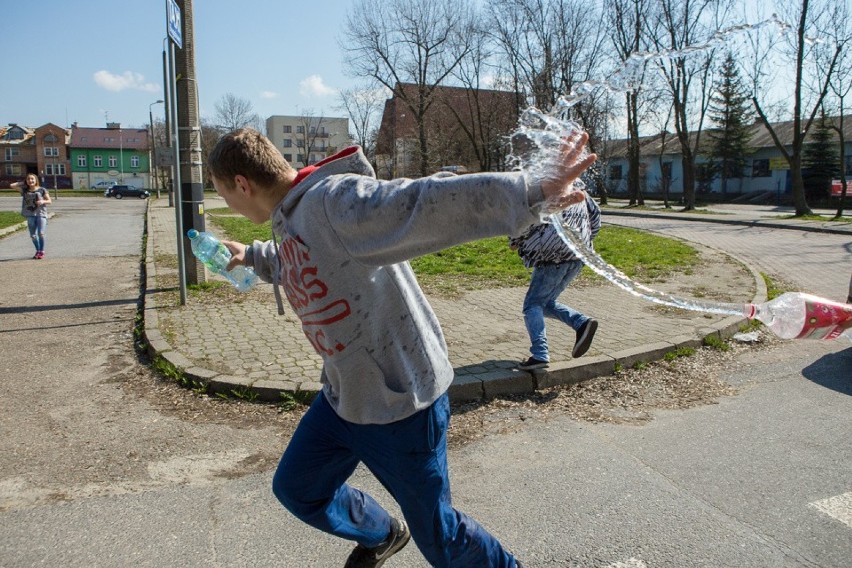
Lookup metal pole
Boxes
[162,40,174,208]
[169,41,187,306]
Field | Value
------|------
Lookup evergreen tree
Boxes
[803,115,839,202]
[707,52,753,195]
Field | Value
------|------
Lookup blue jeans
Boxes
[26,216,47,252]
[272,392,517,567]
[523,260,588,361]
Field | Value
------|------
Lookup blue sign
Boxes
[166,0,183,49]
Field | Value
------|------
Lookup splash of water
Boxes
[506,17,799,318]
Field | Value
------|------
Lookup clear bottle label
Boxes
[797,297,852,340]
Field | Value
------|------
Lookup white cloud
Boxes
[260,90,279,99]
[299,75,336,98]
[93,70,159,93]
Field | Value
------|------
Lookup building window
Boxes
[296,139,305,148]
[751,159,770,178]
[78,155,87,167]
[845,155,852,176]
[44,147,59,157]
[57,163,66,175]
[296,125,305,134]
[45,164,65,175]
[109,156,117,168]
[44,133,58,143]
[94,155,103,168]
[131,156,140,168]
[283,125,291,133]
[609,165,623,180]
[282,139,292,148]
[283,154,292,161]
[297,153,305,163]
[5,147,19,161]
[5,164,22,175]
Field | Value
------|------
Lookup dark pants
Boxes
[272,392,517,567]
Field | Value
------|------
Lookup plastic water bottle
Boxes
[186,229,257,292]
[745,292,852,341]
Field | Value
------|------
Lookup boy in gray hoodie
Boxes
[207,128,595,568]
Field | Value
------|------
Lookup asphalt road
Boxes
[0,198,849,567]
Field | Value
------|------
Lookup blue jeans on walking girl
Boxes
[27,216,47,253]
[272,391,517,567]
[523,260,589,362]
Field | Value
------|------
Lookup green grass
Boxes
[0,211,24,230]
[205,207,700,295]
[761,272,786,300]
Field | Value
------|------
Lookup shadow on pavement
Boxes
[801,347,852,396]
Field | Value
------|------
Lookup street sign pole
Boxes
[166,0,186,305]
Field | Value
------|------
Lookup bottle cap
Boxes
[187,229,198,238]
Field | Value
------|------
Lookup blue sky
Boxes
[3,0,359,130]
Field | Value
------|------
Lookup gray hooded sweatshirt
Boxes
[246,147,545,424]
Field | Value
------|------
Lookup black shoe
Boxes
[572,318,598,358]
[519,356,549,370]
[344,518,411,567]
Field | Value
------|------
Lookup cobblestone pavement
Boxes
[142,197,850,402]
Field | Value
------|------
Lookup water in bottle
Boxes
[186,229,257,292]
[745,292,852,341]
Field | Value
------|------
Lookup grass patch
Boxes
[664,346,696,361]
[777,213,852,222]
[204,207,700,296]
[703,335,730,351]
[0,211,23,230]
[761,272,786,300]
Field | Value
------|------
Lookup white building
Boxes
[265,115,351,168]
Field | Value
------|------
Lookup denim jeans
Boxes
[522,260,588,361]
[26,216,47,252]
[272,391,517,567]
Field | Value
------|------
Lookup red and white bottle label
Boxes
[797,297,852,340]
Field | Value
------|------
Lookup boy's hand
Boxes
[221,240,247,271]
[540,131,597,210]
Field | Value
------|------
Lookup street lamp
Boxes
[149,100,165,197]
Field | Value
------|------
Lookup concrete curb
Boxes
[603,209,852,236]
[141,206,768,405]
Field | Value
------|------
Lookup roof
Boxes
[606,115,852,159]
[69,125,149,150]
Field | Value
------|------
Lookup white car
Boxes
[92,181,117,194]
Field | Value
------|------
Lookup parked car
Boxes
[107,185,150,199]
[92,181,117,193]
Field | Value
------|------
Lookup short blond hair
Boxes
[207,128,294,189]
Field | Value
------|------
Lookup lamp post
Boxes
[149,100,165,197]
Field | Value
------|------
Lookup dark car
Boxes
[108,185,150,199]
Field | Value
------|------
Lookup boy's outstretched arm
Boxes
[539,131,597,210]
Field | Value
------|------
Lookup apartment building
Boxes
[69,123,150,189]
[1,123,72,189]
[265,115,351,168]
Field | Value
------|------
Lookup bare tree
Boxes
[213,93,262,133]
[750,0,843,216]
[442,10,519,172]
[341,0,475,176]
[336,87,386,161]
[607,0,650,206]
[820,2,851,219]
[647,0,729,211]
[292,110,336,168]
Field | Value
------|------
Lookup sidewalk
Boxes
[141,197,848,403]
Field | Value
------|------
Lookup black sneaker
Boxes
[519,357,549,370]
[572,318,598,358]
[344,518,411,567]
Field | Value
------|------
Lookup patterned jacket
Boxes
[509,193,601,268]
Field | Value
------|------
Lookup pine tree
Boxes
[803,115,839,202]
[707,52,753,195]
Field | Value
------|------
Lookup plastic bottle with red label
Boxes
[745,292,852,341]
